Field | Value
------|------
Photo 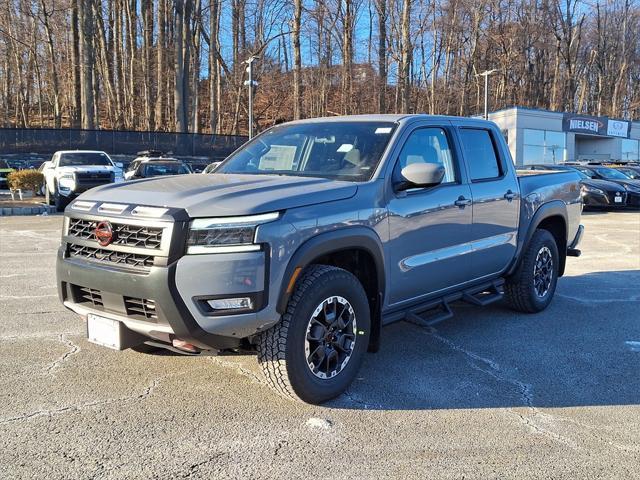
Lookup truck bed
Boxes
[516,168,583,250]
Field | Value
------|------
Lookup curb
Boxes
[0,205,58,216]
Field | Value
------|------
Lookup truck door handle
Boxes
[504,190,516,201]
[454,196,472,207]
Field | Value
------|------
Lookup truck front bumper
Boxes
[57,247,276,352]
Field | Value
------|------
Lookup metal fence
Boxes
[0,128,248,160]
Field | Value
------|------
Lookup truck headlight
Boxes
[58,174,76,191]
[186,212,280,254]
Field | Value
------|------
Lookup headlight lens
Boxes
[58,174,75,190]
[624,184,640,193]
[187,212,280,254]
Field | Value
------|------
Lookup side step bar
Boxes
[405,279,505,328]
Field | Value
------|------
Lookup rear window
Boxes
[142,163,190,176]
[459,129,502,181]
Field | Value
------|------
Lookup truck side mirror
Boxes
[396,163,445,191]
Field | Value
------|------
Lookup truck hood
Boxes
[79,173,358,217]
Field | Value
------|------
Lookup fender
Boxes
[276,227,386,351]
[506,200,568,277]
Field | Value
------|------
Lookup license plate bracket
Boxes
[87,314,124,350]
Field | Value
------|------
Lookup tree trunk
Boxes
[38,0,61,128]
[292,0,302,119]
[174,0,190,133]
[209,0,220,133]
[341,0,354,115]
[155,0,166,130]
[71,0,82,128]
[79,0,95,129]
[376,0,387,113]
[142,0,154,130]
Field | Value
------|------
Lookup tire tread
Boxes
[257,265,355,401]
[505,229,558,313]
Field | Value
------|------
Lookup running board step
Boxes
[461,280,505,307]
[402,279,505,328]
[406,299,454,327]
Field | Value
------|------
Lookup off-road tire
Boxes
[505,229,559,313]
[257,265,371,404]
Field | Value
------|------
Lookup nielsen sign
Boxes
[562,113,630,138]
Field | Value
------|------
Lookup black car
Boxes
[127,160,192,179]
[571,165,640,208]
[527,164,628,209]
[613,165,640,180]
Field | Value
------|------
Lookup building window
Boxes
[523,129,566,165]
[621,139,639,162]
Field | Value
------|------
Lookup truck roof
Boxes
[54,150,110,155]
[285,113,495,126]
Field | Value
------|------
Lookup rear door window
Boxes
[459,129,503,181]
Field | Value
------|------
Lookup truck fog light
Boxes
[207,297,253,311]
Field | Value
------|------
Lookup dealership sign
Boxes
[563,113,631,138]
[607,119,631,138]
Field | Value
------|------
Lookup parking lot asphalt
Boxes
[0,211,639,479]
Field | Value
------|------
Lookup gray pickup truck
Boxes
[56,115,584,403]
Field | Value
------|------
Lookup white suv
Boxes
[41,150,123,211]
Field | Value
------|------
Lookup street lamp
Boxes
[243,31,292,139]
[476,69,497,120]
[243,56,259,139]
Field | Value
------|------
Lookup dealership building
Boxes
[486,107,640,166]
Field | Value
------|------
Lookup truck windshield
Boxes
[218,121,397,182]
[59,152,112,167]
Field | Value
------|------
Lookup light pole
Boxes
[476,69,497,120]
[243,56,258,139]
[242,31,292,139]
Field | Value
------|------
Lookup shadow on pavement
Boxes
[328,270,640,410]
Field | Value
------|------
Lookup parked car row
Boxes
[522,163,640,209]
[34,149,227,210]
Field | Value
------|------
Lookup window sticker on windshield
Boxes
[375,127,392,134]
[337,144,354,153]
[258,145,297,170]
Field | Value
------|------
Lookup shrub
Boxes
[7,169,44,193]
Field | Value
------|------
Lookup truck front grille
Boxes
[75,172,113,185]
[68,243,155,269]
[124,297,157,320]
[68,218,163,249]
